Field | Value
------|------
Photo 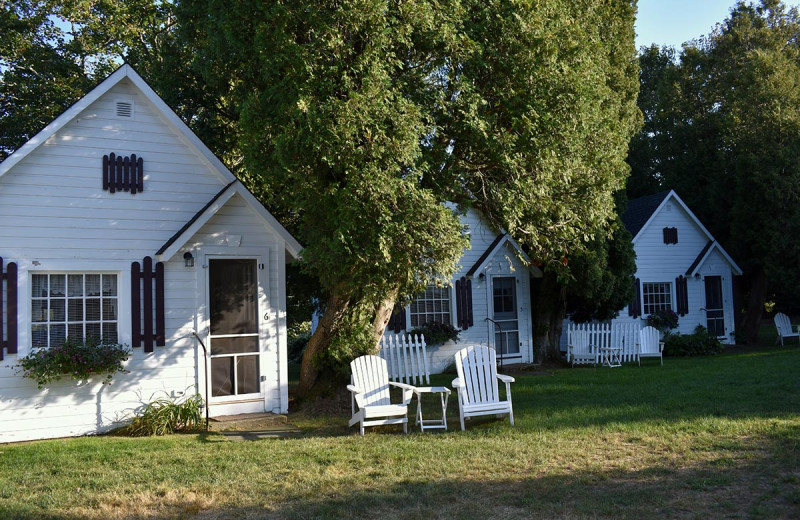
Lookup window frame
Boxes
[30,271,120,349]
[407,284,454,329]
[641,281,674,315]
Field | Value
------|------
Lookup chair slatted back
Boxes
[639,326,661,354]
[350,355,392,408]
[455,346,499,406]
[570,329,592,355]
[775,313,793,336]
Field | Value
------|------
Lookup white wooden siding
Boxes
[390,208,535,373]
[0,79,290,442]
[565,196,738,346]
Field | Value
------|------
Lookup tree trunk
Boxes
[531,270,567,362]
[368,287,399,354]
[738,267,768,345]
[295,288,351,399]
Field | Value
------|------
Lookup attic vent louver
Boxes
[116,101,133,118]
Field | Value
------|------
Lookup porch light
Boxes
[183,252,194,268]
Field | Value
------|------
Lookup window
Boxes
[409,285,451,328]
[642,282,672,315]
[31,274,118,348]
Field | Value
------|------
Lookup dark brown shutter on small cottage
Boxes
[628,277,642,318]
[388,304,406,333]
[663,227,678,244]
[675,275,689,316]
[131,256,165,352]
[455,276,474,330]
[103,154,144,194]
[0,257,18,360]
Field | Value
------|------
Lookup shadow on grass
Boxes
[4,424,797,520]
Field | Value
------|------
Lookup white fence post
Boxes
[379,333,429,385]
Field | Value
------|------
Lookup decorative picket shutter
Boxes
[103,153,144,194]
[675,275,689,316]
[628,277,642,318]
[131,256,165,352]
[455,276,473,330]
[0,257,18,360]
[388,304,406,333]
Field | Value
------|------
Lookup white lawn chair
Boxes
[347,355,415,436]
[774,313,799,346]
[567,329,598,367]
[452,346,514,431]
[638,326,664,366]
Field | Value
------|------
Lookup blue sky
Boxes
[636,0,800,49]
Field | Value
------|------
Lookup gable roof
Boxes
[466,233,543,279]
[621,190,670,238]
[686,241,743,277]
[156,180,302,261]
[624,190,742,276]
[0,64,302,259]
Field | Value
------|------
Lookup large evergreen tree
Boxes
[0,0,168,160]
[628,0,800,342]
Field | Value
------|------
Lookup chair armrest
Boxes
[659,341,665,352]
[497,374,515,383]
[452,377,462,388]
[389,382,417,392]
[346,384,362,394]
[389,382,416,404]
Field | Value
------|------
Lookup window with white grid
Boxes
[409,285,451,328]
[642,282,672,315]
[31,273,118,348]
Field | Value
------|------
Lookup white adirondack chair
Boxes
[567,329,598,367]
[638,326,664,366]
[774,313,799,346]
[347,355,416,436]
[452,346,514,431]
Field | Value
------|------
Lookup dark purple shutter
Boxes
[155,262,165,346]
[136,157,144,192]
[131,261,141,349]
[102,155,109,190]
[465,278,473,328]
[130,154,138,194]
[131,256,166,352]
[628,278,641,318]
[663,227,678,244]
[455,276,473,330]
[388,304,406,333]
[0,257,18,360]
[103,154,144,193]
[108,153,116,193]
[675,275,688,316]
[455,278,463,328]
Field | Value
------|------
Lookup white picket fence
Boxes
[378,334,430,385]
[565,322,642,364]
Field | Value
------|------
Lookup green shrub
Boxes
[17,338,130,389]
[646,309,679,332]
[408,321,460,345]
[124,392,205,436]
[663,326,724,357]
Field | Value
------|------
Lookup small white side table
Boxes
[599,346,623,368]
[413,386,451,432]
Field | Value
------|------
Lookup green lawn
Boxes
[2,346,799,519]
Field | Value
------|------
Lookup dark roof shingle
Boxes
[621,190,670,237]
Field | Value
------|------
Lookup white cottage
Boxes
[386,208,542,372]
[0,65,301,443]
[561,190,742,348]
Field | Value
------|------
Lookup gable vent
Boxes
[116,101,133,118]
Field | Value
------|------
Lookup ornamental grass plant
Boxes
[16,338,130,389]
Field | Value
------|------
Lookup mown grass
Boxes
[1,345,799,519]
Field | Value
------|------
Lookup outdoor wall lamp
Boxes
[184,251,195,268]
